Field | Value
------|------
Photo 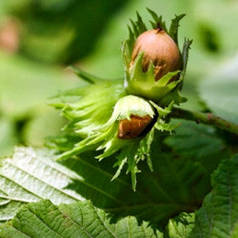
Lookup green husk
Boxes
[52,80,175,190]
[50,10,192,190]
[123,9,192,105]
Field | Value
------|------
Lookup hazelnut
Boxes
[130,29,181,80]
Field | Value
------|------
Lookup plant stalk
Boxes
[171,107,238,135]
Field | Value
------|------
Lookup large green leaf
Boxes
[191,154,238,238]
[0,118,228,227]
[0,200,162,238]
[0,147,83,222]
[60,122,228,228]
[199,56,238,124]
[164,120,228,172]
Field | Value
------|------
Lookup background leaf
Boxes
[0,147,83,222]
[60,121,228,229]
[0,200,162,238]
[0,52,78,118]
[167,213,194,238]
[191,154,238,238]
[0,117,17,156]
[0,51,80,152]
[164,120,229,172]
[199,55,238,124]
[3,0,129,64]
[0,118,228,227]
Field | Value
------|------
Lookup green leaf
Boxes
[22,107,66,147]
[0,200,162,238]
[0,147,83,222]
[0,117,17,156]
[0,122,228,229]
[60,128,226,228]
[5,0,129,64]
[50,84,228,226]
[180,79,205,112]
[0,52,78,118]
[199,56,238,124]
[164,120,228,171]
[167,213,194,238]
[69,66,104,84]
[191,154,238,238]
[0,121,229,228]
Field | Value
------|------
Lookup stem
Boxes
[171,107,238,136]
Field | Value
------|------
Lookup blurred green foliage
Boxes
[0,51,79,155]
[2,0,129,64]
